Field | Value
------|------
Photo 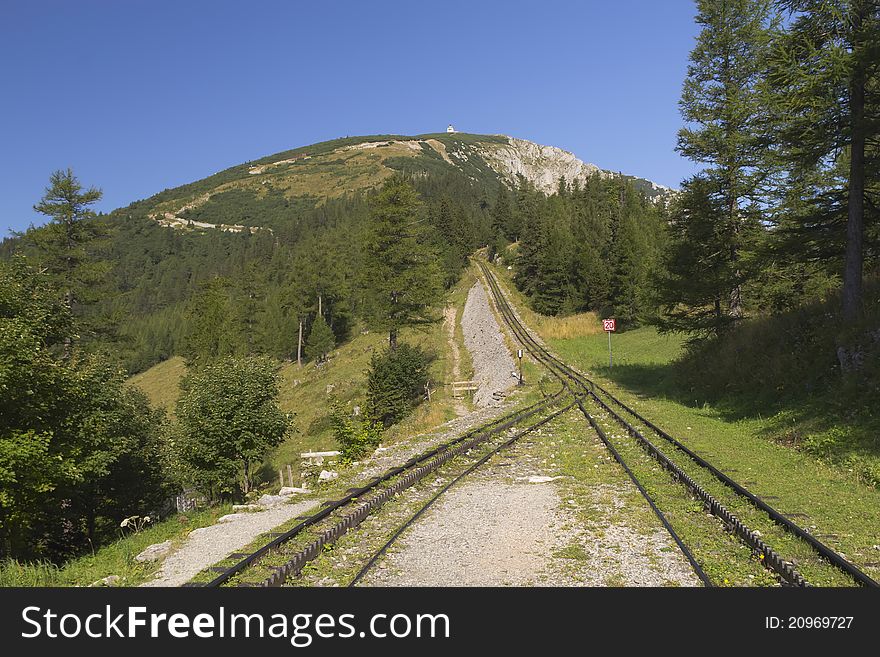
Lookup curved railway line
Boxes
[200,389,569,587]
[195,260,876,589]
[477,259,877,588]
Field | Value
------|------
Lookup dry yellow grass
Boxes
[485,258,603,339]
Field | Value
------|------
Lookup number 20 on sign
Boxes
[603,319,616,367]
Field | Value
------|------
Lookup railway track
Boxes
[199,389,568,587]
[477,259,878,588]
[194,262,875,589]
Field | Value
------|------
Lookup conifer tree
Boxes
[673,0,773,327]
[769,0,880,320]
[25,169,107,350]
[305,313,335,363]
[362,177,443,350]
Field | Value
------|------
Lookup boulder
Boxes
[90,575,121,587]
[258,494,287,506]
[135,540,172,563]
[318,470,338,482]
[279,486,309,496]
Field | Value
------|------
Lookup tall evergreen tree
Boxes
[769,0,880,320]
[361,177,443,350]
[305,312,335,363]
[674,0,773,326]
[24,169,107,349]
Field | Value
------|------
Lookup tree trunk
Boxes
[842,9,866,322]
[389,327,398,351]
[318,294,322,317]
[297,319,303,367]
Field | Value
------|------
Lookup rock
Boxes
[217,513,247,523]
[318,469,338,481]
[326,384,335,394]
[232,504,262,512]
[524,475,561,484]
[188,527,211,538]
[352,405,361,416]
[279,486,309,496]
[90,575,121,587]
[135,541,172,563]
[257,494,287,506]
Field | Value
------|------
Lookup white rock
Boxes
[232,504,262,512]
[217,513,247,523]
[90,575,121,587]
[279,487,309,496]
[524,475,561,484]
[257,494,287,506]
[318,470,338,481]
[135,541,172,563]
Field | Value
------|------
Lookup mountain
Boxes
[130,132,673,233]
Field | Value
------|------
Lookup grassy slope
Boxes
[0,505,232,587]
[12,272,476,587]
[488,262,880,583]
[129,273,478,477]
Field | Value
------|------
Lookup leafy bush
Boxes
[174,356,291,500]
[329,403,383,462]
[365,343,432,427]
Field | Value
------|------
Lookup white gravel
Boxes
[142,498,319,587]
[364,481,559,586]
[461,282,516,407]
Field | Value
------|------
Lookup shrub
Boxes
[329,404,383,462]
[174,356,291,500]
[365,343,432,427]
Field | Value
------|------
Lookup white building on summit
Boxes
[447,124,455,133]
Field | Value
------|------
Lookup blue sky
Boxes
[0,0,701,234]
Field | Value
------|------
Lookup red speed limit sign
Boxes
[603,318,616,332]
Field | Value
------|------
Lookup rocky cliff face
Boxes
[477,137,607,194]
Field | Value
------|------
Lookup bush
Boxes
[365,343,432,427]
[174,356,291,500]
[329,404,383,462]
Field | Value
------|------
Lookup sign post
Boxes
[517,349,524,385]
[602,319,616,368]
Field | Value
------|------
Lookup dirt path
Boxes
[443,304,467,416]
[142,499,319,587]
[361,417,699,587]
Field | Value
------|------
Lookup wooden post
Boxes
[279,469,284,488]
[318,294,322,317]
[286,464,294,488]
[297,319,303,368]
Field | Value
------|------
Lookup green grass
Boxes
[129,275,476,488]
[544,329,880,584]
[0,505,231,587]
[484,260,880,584]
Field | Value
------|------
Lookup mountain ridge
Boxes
[118,132,673,233]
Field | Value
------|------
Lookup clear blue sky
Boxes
[0,0,701,234]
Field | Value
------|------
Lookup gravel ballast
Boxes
[142,499,319,587]
[461,281,516,407]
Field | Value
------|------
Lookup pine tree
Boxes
[25,169,107,350]
[362,177,443,350]
[656,176,739,337]
[305,313,335,363]
[769,0,880,320]
[674,0,773,327]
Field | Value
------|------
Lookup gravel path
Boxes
[361,419,700,588]
[364,481,559,586]
[142,498,319,587]
[461,282,516,407]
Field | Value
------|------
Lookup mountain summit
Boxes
[136,133,672,233]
